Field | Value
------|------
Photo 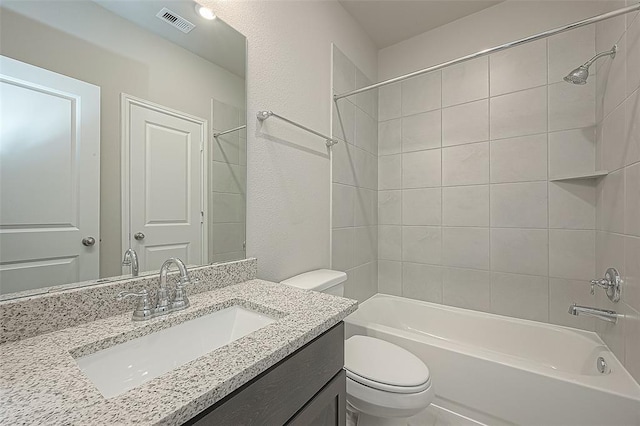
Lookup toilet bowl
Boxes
[345,335,433,426]
[281,270,434,426]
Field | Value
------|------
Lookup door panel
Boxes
[0,56,100,294]
[126,98,204,272]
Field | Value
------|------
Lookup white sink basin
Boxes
[75,306,276,398]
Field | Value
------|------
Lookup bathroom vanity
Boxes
[0,260,357,425]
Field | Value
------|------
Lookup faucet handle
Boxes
[590,278,609,294]
[117,289,154,321]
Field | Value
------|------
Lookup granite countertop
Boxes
[0,279,358,425]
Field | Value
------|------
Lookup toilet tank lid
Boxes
[280,269,347,292]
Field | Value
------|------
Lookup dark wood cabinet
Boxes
[185,322,346,426]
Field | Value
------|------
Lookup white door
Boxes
[0,56,100,294]
[123,95,205,273]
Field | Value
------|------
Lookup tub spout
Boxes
[568,303,618,324]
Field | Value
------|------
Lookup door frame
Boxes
[120,93,208,273]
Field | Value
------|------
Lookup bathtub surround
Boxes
[332,45,379,302]
[594,1,640,383]
[0,278,357,425]
[374,1,640,335]
[377,34,600,329]
[0,258,257,344]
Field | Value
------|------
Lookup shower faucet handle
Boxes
[589,268,621,302]
[590,278,609,295]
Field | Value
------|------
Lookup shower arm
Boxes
[583,45,617,68]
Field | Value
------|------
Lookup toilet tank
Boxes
[280,269,347,297]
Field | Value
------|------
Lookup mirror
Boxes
[0,0,247,298]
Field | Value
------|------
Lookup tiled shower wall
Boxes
[377,26,605,329]
[594,1,640,382]
[210,99,247,263]
[332,46,379,302]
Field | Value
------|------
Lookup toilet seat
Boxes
[345,335,431,394]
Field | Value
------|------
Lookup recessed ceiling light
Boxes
[195,4,216,20]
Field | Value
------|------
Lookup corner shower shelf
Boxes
[549,170,608,182]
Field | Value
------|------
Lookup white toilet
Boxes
[281,270,434,426]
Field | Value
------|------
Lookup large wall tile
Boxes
[549,80,596,131]
[378,260,402,296]
[332,183,355,228]
[355,69,377,119]
[549,229,595,280]
[355,188,375,226]
[627,14,640,95]
[490,182,548,228]
[491,228,549,276]
[443,267,491,311]
[624,305,640,383]
[379,154,402,190]
[548,127,596,179]
[402,149,441,188]
[332,227,355,271]
[378,190,402,225]
[442,185,489,227]
[354,226,376,266]
[625,163,640,236]
[490,86,547,139]
[402,263,443,302]
[490,39,547,96]
[378,119,401,155]
[549,181,596,229]
[442,99,489,147]
[490,134,547,183]
[442,227,490,270]
[402,188,442,226]
[596,36,626,119]
[333,139,356,185]
[491,272,549,322]
[355,107,377,155]
[600,169,625,234]
[333,99,355,144]
[624,236,640,312]
[402,110,441,152]
[602,103,628,172]
[441,56,488,107]
[442,142,489,186]
[378,225,402,261]
[401,71,441,116]
[625,89,640,166]
[402,226,442,264]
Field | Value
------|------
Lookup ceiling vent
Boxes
[155,8,195,34]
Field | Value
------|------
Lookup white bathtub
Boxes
[345,294,640,426]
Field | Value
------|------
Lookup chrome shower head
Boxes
[564,65,590,85]
[563,45,617,85]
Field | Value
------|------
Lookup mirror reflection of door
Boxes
[123,95,206,274]
[0,56,100,294]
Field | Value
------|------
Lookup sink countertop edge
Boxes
[0,279,358,426]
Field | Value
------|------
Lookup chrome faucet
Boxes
[159,257,192,312]
[568,304,618,324]
[117,257,195,321]
[122,248,139,277]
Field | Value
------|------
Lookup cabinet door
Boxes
[287,370,346,426]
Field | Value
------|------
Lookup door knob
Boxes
[134,232,145,241]
[82,236,96,246]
